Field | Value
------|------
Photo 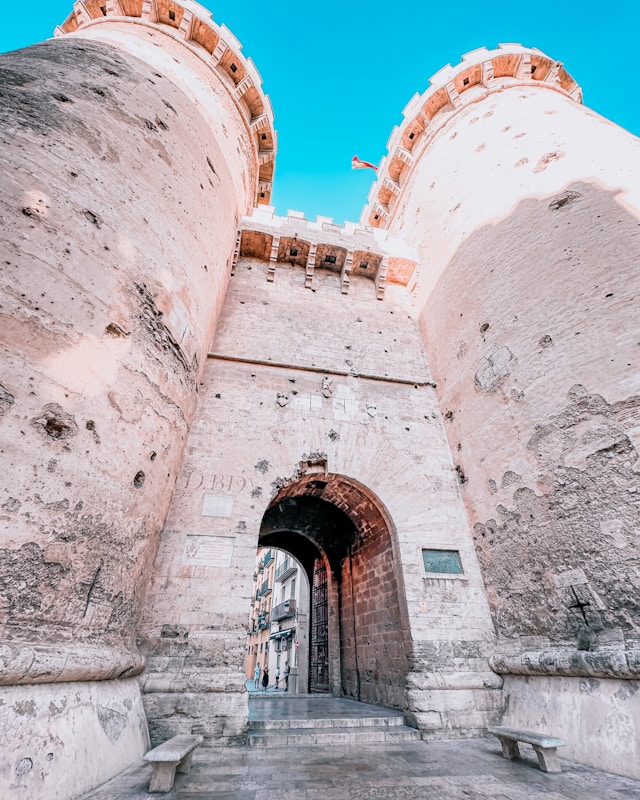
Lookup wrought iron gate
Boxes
[309,557,329,692]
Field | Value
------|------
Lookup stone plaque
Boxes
[202,494,234,517]
[293,394,322,411]
[553,567,587,589]
[182,535,233,567]
[422,548,463,575]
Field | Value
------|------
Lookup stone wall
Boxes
[502,675,640,779]
[339,510,409,708]
[0,679,148,800]
[138,255,502,740]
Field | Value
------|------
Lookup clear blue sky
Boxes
[2,1,639,223]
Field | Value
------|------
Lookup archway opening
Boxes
[258,473,411,710]
[245,546,311,693]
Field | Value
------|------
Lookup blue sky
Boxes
[2,1,639,223]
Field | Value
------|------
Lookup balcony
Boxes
[257,613,270,630]
[258,579,271,597]
[275,558,297,583]
[271,599,296,622]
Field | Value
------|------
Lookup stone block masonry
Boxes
[137,256,500,742]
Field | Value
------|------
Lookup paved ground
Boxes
[248,694,407,722]
[82,736,640,799]
[80,694,640,799]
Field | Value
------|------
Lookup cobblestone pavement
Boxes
[81,736,640,799]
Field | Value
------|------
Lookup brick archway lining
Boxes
[259,474,410,709]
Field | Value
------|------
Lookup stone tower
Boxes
[1,7,639,800]
[364,43,640,777]
[0,2,274,797]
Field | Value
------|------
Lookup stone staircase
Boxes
[247,694,423,746]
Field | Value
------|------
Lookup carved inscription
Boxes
[181,472,254,492]
[182,535,233,567]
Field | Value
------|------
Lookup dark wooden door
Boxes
[309,558,329,692]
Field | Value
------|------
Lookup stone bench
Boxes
[143,734,204,792]
[487,726,565,773]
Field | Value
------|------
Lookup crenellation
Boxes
[105,0,124,14]
[61,0,276,206]
[238,208,418,296]
[363,43,583,229]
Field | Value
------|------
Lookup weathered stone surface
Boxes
[502,674,640,780]
[0,678,148,800]
[2,14,640,799]
[138,256,498,741]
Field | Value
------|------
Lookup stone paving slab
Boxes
[248,695,407,722]
[80,737,640,800]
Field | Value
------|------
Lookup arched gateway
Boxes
[259,473,411,708]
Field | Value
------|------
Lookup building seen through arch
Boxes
[245,547,310,694]
[1,2,639,799]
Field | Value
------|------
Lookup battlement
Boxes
[362,43,582,229]
[237,207,418,299]
[56,0,276,207]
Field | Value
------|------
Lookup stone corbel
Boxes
[141,0,159,23]
[211,40,228,66]
[376,256,389,300]
[230,230,241,276]
[516,52,533,80]
[445,80,462,109]
[482,59,495,86]
[267,235,280,283]
[544,61,563,86]
[233,76,255,101]
[73,1,91,24]
[106,0,124,15]
[179,9,195,40]
[305,243,317,289]
[341,250,353,295]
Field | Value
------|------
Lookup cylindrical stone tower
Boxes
[0,3,274,798]
[365,44,640,776]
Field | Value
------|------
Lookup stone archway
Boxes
[259,472,411,710]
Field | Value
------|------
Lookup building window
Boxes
[290,578,296,599]
[422,548,463,575]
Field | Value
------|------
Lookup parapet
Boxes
[56,0,276,207]
[361,43,582,229]
[236,208,418,300]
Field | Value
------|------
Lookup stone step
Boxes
[247,723,422,746]
[250,714,407,731]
